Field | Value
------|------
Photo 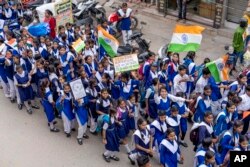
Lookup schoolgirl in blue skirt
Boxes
[127,94,137,131]
[39,78,59,132]
[14,65,39,114]
[116,98,131,154]
[102,108,120,163]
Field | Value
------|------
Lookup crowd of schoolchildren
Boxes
[0,1,249,167]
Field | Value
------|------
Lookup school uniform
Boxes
[127,100,137,130]
[39,43,49,60]
[14,71,34,103]
[5,57,15,100]
[129,126,151,161]
[143,61,151,84]
[208,76,222,116]
[83,61,97,78]
[83,48,97,59]
[228,81,246,96]
[74,97,89,139]
[41,87,56,129]
[158,69,171,92]
[0,54,9,98]
[52,48,59,59]
[49,73,60,101]
[160,139,181,167]
[150,119,167,156]
[214,109,238,136]
[96,81,111,93]
[167,62,179,86]
[194,95,212,123]
[172,101,189,139]
[234,145,249,151]
[118,8,133,45]
[194,147,215,167]
[86,87,98,133]
[96,97,112,115]
[56,92,75,134]
[95,70,105,83]
[103,116,120,152]
[114,79,139,100]
[65,29,75,43]
[116,107,129,139]
[167,114,181,140]
[154,94,186,115]
[221,97,228,109]
[237,93,250,134]
[183,58,196,96]
[145,86,157,119]
[145,70,158,89]
[60,52,74,82]
[219,130,240,164]
[197,121,215,146]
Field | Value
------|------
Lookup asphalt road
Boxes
[0,1,233,167]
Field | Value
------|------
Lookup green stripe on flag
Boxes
[168,43,201,52]
[98,38,117,58]
[206,62,221,82]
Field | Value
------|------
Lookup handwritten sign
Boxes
[72,39,85,53]
[113,54,139,73]
[54,0,73,30]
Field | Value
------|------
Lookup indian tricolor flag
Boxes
[5,38,18,51]
[206,55,229,83]
[97,25,119,58]
[168,25,205,52]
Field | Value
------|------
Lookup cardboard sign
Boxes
[54,0,73,30]
[69,78,86,100]
[113,54,139,73]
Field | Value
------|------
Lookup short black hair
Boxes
[202,68,211,75]
[137,155,150,167]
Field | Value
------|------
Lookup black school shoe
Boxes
[83,134,89,139]
[50,128,60,132]
[77,138,83,145]
[128,155,135,165]
[103,154,111,163]
[27,109,33,115]
[65,133,71,138]
[71,128,76,132]
[18,104,23,110]
[110,155,120,161]
[179,141,188,147]
[32,105,40,109]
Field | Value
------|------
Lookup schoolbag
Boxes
[190,122,201,145]
[96,114,110,133]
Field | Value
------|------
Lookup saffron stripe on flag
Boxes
[174,25,205,34]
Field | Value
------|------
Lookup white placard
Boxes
[69,78,86,100]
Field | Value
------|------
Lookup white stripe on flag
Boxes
[170,33,202,44]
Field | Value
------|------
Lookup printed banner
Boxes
[113,54,139,73]
[72,39,85,53]
[54,0,73,30]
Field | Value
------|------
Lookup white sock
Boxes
[124,144,131,153]
[104,150,111,157]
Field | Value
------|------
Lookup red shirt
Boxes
[44,17,56,39]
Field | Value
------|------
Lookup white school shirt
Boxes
[154,93,186,105]
[173,74,194,95]
[195,76,208,94]
[237,94,250,111]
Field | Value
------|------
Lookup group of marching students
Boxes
[0,2,250,167]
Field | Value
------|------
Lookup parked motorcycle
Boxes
[117,22,150,60]
[73,0,106,26]
[108,5,138,38]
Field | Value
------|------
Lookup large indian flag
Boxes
[206,55,229,83]
[98,25,119,58]
[168,25,205,52]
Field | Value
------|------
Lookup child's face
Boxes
[172,54,179,62]
[81,71,87,78]
[121,77,127,83]
[240,77,247,84]
[119,101,126,109]
[207,156,215,165]
[101,75,107,83]
[17,68,23,74]
[13,57,19,64]
[59,77,65,83]
[240,140,249,149]
[59,48,66,55]
[85,43,90,49]
[246,90,250,97]
[204,89,212,96]
[171,111,178,117]
[40,37,45,43]
[235,125,243,133]
[64,86,71,93]
[130,96,136,104]
[159,115,166,122]
[139,121,147,130]
[167,132,176,141]
[37,63,44,69]
[53,42,58,48]
[60,28,65,34]
[204,115,214,124]
[101,91,109,99]
[227,105,236,113]
[86,57,92,64]
[98,65,104,72]
[151,66,157,72]
[179,69,186,76]
[160,89,167,98]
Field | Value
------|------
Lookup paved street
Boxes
[0,1,233,167]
